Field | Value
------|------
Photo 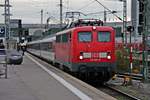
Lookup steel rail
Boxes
[101,84,141,100]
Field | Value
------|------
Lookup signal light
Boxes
[127,26,134,32]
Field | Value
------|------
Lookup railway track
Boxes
[117,73,143,81]
[98,84,141,100]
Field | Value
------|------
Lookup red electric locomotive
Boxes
[27,19,116,83]
[55,26,116,82]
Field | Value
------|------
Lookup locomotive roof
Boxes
[66,19,103,28]
[56,26,114,36]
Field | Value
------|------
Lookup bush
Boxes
[116,49,130,73]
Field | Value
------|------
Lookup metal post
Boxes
[129,30,133,74]
[41,9,43,29]
[123,0,127,46]
[4,0,11,49]
[46,17,51,30]
[131,0,138,38]
[0,0,11,78]
[60,0,63,29]
[104,9,107,24]
[143,0,149,82]
[5,0,11,79]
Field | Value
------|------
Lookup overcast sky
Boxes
[0,0,131,24]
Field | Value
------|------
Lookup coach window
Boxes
[78,32,92,42]
[34,44,40,50]
[62,33,68,43]
[98,31,110,42]
[41,43,49,51]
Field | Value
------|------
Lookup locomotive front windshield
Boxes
[98,32,111,42]
[78,32,92,42]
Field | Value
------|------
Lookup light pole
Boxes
[0,0,12,79]
[60,0,63,29]
[123,0,127,46]
[41,9,43,29]
[46,17,51,30]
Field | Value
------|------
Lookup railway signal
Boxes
[127,26,134,33]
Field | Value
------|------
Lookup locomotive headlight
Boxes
[79,55,83,60]
[107,52,111,59]
[79,52,84,60]
[92,26,96,30]
[107,55,111,59]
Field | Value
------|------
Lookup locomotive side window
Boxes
[78,32,92,42]
[62,33,68,43]
[56,35,61,43]
[98,32,111,42]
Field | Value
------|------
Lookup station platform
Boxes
[0,53,116,100]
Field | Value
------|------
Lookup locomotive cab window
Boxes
[78,32,92,42]
[98,31,111,42]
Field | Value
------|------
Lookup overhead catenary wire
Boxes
[77,0,96,11]
[85,10,122,16]
[92,0,123,21]
[62,5,75,11]
[62,0,96,15]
